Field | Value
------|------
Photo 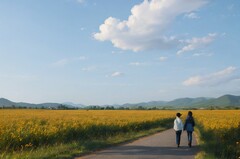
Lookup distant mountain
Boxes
[166,97,209,107]
[217,94,240,106]
[118,101,167,108]
[1,94,240,109]
[0,98,15,106]
[62,102,85,108]
[116,95,240,108]
[191,94,240,107]
[0,98,84,108]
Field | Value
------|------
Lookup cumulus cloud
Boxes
[183,66,238,86]
[177,33,217,55]
[94,0,207,52]
[185,12,199,19]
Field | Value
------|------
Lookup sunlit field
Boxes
[194,110,240,130]
[193,110,240,158]
[0,110,174,152]
[0,109,239,158]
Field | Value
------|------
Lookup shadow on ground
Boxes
[96,145,199,157]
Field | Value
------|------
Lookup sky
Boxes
[0,0,240,105]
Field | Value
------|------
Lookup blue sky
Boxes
[0,0,240,105]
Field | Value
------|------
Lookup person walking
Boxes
[173,112,183,148]
[184,111,195,148]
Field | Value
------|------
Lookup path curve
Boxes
[76,129,199,159]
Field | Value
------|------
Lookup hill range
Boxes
[0,94,240,109]
[116,94,240,108]
[0,98,82,109]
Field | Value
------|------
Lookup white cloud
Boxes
[106,72,124,78]
[129,62,146,66]
[52,56,87,67]
[185,12,199,19]
[52,59,69,67]
[94,0,207,52]
[159,56,168,61]
[193,52,213,57]
[111,72,124,77]
[177,33,217,55]
[183,66,238,86]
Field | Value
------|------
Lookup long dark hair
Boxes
[188,111,193,117]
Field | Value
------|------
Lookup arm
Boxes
[173,119,176,130]
[192,118,195,127]
[184,117,189,130]
[181,119,184,131]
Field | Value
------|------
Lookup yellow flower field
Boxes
[193,110,240,130]
[190,110,240,159]
[1,109,240,157]
[0,109,174,151]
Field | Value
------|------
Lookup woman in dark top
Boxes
[184,111,195,147]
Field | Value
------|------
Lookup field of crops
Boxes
[193,110,240,158]
[0,110,174,152]
[1,109,240,158]
[194,110,240,130]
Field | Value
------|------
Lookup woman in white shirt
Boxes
[173,112,183,147]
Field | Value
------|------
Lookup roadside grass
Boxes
[195,125,240,159]
[194,127,215,159]
[1,119,173,159]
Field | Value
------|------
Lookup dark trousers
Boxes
[175,130,182,146]
[187,131,193,144]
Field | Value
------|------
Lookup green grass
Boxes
[195,125,240,159]
[1,119,173,159]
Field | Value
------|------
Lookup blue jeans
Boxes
[187,131,193,144]
[176,130,182,145]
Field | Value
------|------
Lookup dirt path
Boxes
[75,129,199,159]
